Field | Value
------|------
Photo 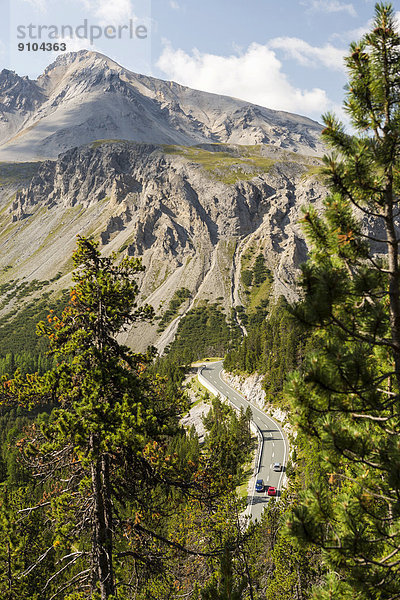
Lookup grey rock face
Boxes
[0,69,45,113]
[4,141,326,350]
[0,70,46,148]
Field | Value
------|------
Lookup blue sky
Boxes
[1,0,397,124]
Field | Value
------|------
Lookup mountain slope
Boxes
[0,50,324,161]
[0,141,325,351]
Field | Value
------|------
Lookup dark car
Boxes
[255,479,265,492]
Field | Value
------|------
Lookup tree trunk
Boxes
[7,541,12,598]
[384,192,400,389]
[91,438,114,599]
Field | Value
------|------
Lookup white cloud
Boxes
[302,0,357,17]
[337,23,370,42]
[268,37,346,71]
[157,42,337,119]
[169,1,180,9]
[330,10,400,44]
[81,0,136,25]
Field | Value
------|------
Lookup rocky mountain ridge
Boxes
[0,50,324,161]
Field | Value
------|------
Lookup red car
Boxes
[267,486,277,497]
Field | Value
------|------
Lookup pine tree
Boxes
[287,4,400,598]
[8,237,197,599]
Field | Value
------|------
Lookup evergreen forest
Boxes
[0,4,399,599]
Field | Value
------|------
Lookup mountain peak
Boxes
[0,52,324,161]
[42,49,121,72]
[37,50,125,90]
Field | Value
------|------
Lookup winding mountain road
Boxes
[199,361,288,522]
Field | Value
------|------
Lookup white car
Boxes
[273,462,282,472]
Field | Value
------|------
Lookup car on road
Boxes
[273,462,282,472]
[267,486,277,496]
[255,479,265,492]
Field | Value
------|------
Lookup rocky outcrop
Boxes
[0,69,46,149]
[1,141,326,350]
[222,371,267,411]
[0,69,45,113]
[222,370,292,436]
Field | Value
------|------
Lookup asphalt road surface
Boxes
[200,361,287,522]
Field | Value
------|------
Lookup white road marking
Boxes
[217,365,288,491]
[201,363,288,517]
